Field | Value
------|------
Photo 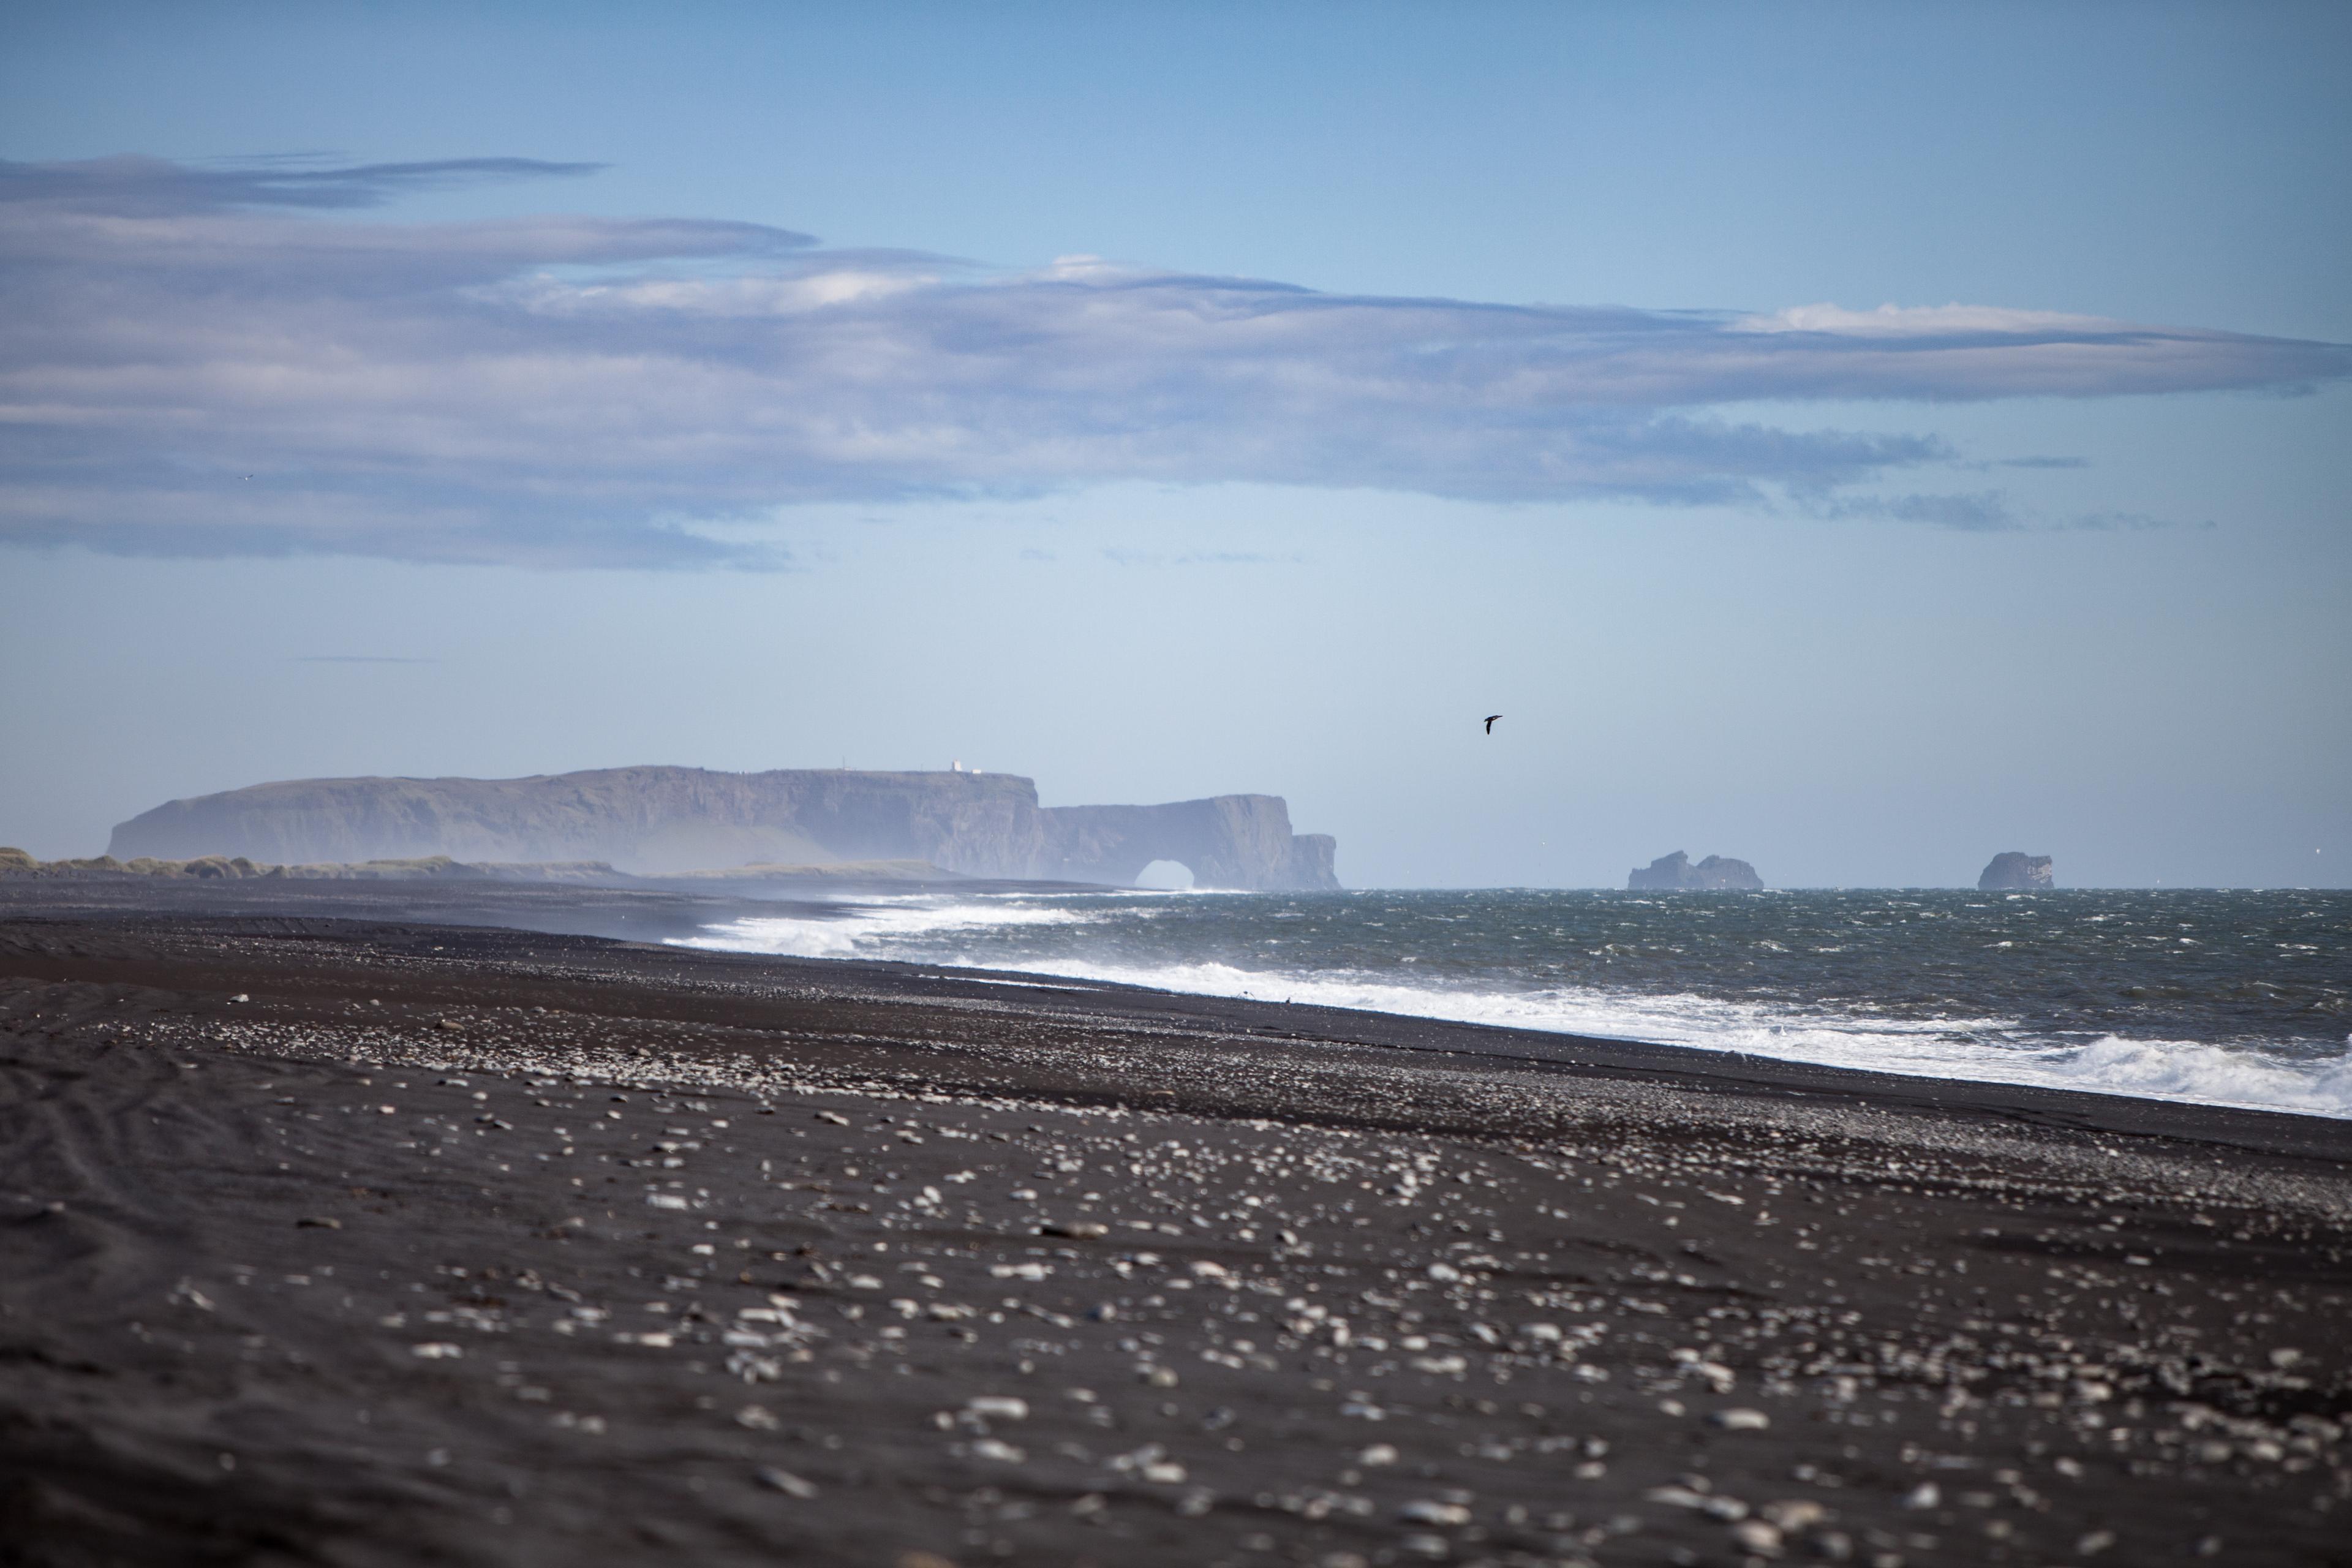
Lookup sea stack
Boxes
[1978,852,2054,891]
[1628,851,1764,891]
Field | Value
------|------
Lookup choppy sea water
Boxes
[676,888,2352,1120]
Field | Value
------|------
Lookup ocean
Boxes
[677,887,2352,1120]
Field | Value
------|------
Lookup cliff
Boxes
[1628,851,1765,891]
[1036,797,1332,889]
[107,768,1341,891]
[1978,852,2054,891]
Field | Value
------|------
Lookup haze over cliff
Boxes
[108,768,1340,892]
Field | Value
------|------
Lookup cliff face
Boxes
[1286,834,1339,891]
[107,768,1040,876]
[1628,851,1765,891]
[1978,852,2054,891]
[107,768,1341,891]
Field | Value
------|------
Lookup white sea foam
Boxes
[675,899,1093,960]
[2041,1034,2352,1120]
[675,896,2352,1121]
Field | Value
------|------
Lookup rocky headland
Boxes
[1627,851,1764,891]
[104,767,1341,891]
[1979,853,2055,892]
[0,848,982,890]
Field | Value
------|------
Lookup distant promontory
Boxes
[1628,851,1764,891]
[106,767,1340,891]
[1978,852,2054,891]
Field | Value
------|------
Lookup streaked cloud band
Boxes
[3,157,2341,566]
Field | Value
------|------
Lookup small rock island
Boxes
[1978,851,2054,891]
[1628,850,1765,891]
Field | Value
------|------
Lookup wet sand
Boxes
[2,899,2348,1567]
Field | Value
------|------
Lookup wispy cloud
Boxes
[0,154,606,214]
[2065,510,2211,532]
[1102,548,1305,567]
[1808,495,2214,533]
[1812,491,2021,531]
[2,156,2343,567]
[288,654,439,664]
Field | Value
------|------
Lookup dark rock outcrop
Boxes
[1978,852,2053,891]
[1628,851,1764,891]
[107,768,1341,891]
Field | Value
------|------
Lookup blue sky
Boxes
[2,1,2346,886]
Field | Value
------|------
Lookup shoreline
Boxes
[11,874,2341,1137]
[676,941,2352,1145]
[10,874,2352,1148]
[4,900,2350,1565]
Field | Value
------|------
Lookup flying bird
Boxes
[1483,714,1503,733]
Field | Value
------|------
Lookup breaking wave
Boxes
[674,888,2352,1120]
[677,899,1095,961]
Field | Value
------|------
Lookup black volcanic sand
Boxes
[2,905,2350,1568]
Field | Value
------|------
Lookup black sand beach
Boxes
[3,887,2348,1567]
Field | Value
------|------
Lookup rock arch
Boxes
[1036,797,1336,890]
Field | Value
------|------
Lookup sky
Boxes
[2,0,2346,888]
